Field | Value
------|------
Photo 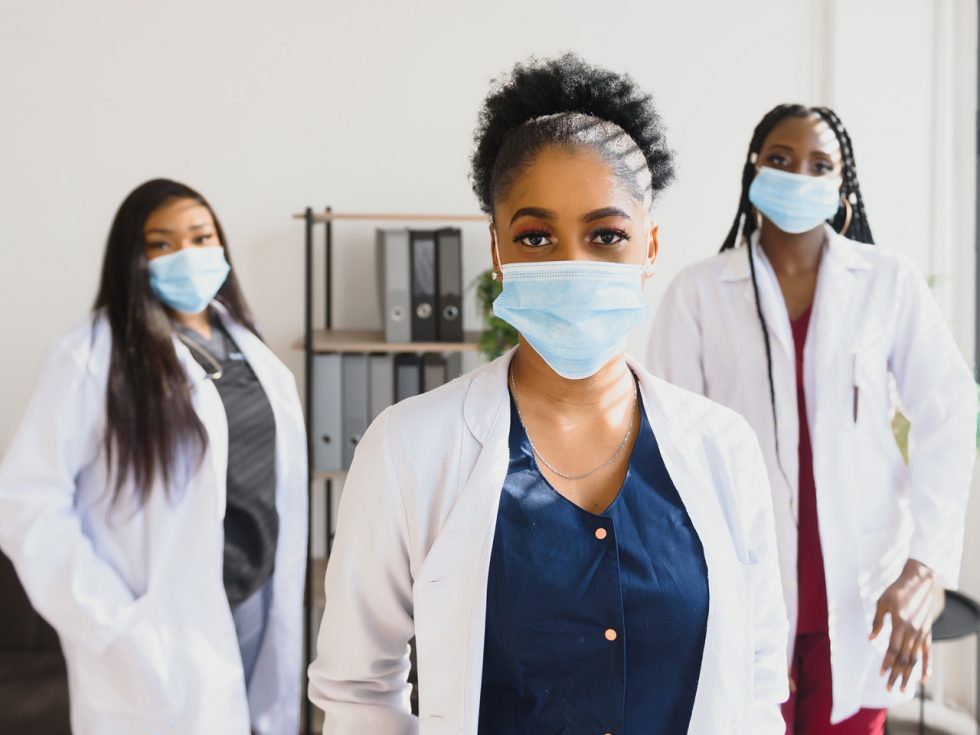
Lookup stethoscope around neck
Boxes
[176,331,224,382]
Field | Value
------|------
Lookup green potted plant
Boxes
[472,268,518,361]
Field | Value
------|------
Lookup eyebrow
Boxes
[765,142,835,159]
[583,207,631,223]
[509,207,556,225]
[509,206,632,226]
[144,222,212,236]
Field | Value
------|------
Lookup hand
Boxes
[869,559,938,693]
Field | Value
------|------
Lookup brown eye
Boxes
[590,229,629,246]
[514,231,554,248]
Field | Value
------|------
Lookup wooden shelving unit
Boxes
[298,207,484,734]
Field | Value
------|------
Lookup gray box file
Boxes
[368,353,394,423]
[377,229,412,343]
[341,354,369,469]
[410,230,438,342]
[311,354,343,473]
[435,228,463,342]
[422,353,447,393]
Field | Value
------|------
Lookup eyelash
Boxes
[512,228,631,248]
[147,234,213,250]
[590,228,630,246]
[766,155,834,174]
[513,230,554,248]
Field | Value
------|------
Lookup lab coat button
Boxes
[604,628,617,641]
[595,528,607,540]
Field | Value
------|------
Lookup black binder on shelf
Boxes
[410,230,437,342]
[341,354,369,468]
[377,229,412,343]
[394,353,422,402]
[368,353,394,423]
[435,228,463,342]
[311,354,343,473]
[422,353,447,393]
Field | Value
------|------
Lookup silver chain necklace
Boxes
[509,367,638,481]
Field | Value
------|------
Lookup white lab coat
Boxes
[0,303,308,735]
[309,349,789,734]
[648,225,976,723]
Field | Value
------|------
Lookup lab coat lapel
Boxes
[743,239,794,364]
[627,356,744,732]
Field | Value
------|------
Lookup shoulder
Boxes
[382,371,474,449]
[836,236,926,286]
[44,310,113,380]
[670,249,736,287]
[658,248,745,309]
[644,369,756,453]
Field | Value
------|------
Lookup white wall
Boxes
[1,0,977,717]
[0,0,821,449]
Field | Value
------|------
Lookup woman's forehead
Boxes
[144,199,214,233]
[499,147,644,219]
[763,114,841,158]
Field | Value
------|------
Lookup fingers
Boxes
[898,629,923,693]
[870,600,886,641]
[879,611,901,677]
[884,621,927,692]
[921,633,932,685]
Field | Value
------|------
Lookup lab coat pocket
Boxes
[76,596,186,724]
[851,340,888,426]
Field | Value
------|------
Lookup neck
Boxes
[757,219,826,276]
[511,338,634,411]
[169,306,212,338]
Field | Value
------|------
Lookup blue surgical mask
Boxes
[492,259,649,380]
[748,166,842,234]
[147,247,231,314]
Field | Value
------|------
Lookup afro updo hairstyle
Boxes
[470,53,675,216]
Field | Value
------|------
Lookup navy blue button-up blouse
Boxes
[477,388,709,735]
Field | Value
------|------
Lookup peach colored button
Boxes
[595,528,608,540]
[604,628,618,641]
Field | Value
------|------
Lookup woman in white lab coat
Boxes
[309,54,789,735]
[648,104,976,733]
[0,179,308,735]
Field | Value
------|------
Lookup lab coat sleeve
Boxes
[889,263,976,589]
[740,420,790,731]
[647,269,707,394]
[308,408,417,735]
[0,336,142,655]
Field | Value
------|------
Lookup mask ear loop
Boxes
[490,218,502,280]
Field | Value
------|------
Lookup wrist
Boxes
[904,558,934,580]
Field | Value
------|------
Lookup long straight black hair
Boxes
[719,104,875,480]
[93,179,259,503]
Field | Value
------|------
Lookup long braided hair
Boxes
[719,104,874,488]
